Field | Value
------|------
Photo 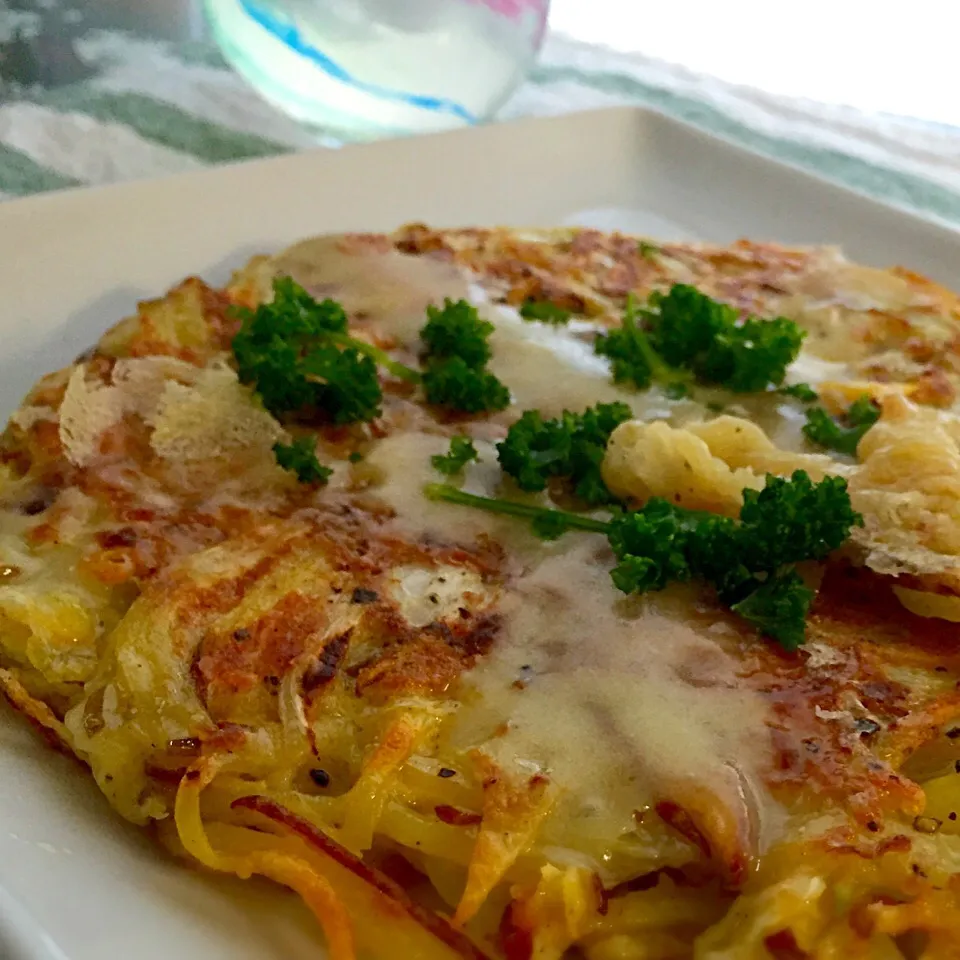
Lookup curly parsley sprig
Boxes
[425,470,861,650]
[233,280,514,428]
[496,402,633,506]
[273,437,332,485]
[595,286,806,396]
[431,436,480,476]
[420,299,510,413]
[234,281,514,479]
[594,293,692,397]
[233,277,386,424]
[803,394,880,456]
[519,300,572,325]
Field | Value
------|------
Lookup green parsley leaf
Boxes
[232,277,386,423]
[497,402,633,505]
[737,470,863,571]
[418,299,511,413]
[638,240,660,260]
[431,436,480,475]
[608,471,859,647]
[778,382,819,403]
[519,300,572,325]
[607,499,696,592]
[648,285,805,393]
[594,294,691,394]
[803,394,880,456]
[848,394,883,426]
[686,512,752,601]
[422,357,510,413]
[299,344,383,425]
[731,569,813,652]
[421,298,495,369]
[595,285,805,396]
[273,437,332,485]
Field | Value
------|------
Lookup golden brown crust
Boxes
[7,226,960,958]
[391,224,960,397]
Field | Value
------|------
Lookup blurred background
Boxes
[552,1,959,127]
[0,0,957,218]
[4,0,956,124]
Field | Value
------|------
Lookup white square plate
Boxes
[1,106,959,960]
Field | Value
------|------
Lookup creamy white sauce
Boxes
[266,236,845,873]
[448,544,773,852]
[479,295,663,419]
[273,235,470,342]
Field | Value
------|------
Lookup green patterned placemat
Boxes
[1,0,959,225]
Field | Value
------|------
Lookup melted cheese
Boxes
[482,298,669,419]
[272,242,790,878]
[454,547,775,852]
[149,361,284,463]
[11,230,960,959]
[271,235,470,341]
[361,420,778,868]
[58,365,124,466]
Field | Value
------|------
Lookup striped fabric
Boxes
[1,14,959,224]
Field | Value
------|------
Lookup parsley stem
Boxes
[423,484,611,533]
[622,294,693,390]
[326,333,422,384]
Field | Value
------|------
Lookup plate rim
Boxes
[1,105,958,244]
[2,103,959,960]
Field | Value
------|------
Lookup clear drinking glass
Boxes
[203,0,550,139]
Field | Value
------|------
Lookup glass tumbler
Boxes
[204,0,550,139]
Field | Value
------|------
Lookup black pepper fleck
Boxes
[866,820,879,832]
[309,769,330,788]
[856,718,881,737]
[98,527,137,549]
[351,587,378,605]
[428,593,439,604]
[955,759,960,774]
[19,489,55,516]
[233,628,251,641]
[951,812,958,822]
[947,728,960,739]
[437,768,456,779]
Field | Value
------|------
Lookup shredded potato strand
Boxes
[175,760,357,958]
[13,227,960,959]
[338,708,441,852]
[455,762,555,927]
